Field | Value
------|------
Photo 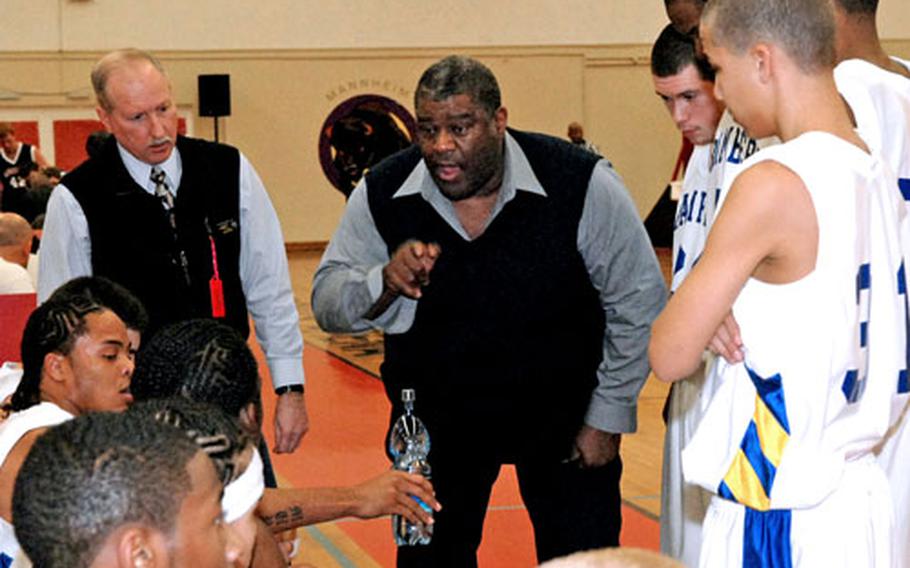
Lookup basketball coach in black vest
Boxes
[38,49,308,455]
[312,55,667,566]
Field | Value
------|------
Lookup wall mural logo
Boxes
[319,94,416,198]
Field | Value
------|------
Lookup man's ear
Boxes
[752,43,773,84]
[96,105,113,132]
[113,526,165,568]
[494,106,508,135]
[238,402,259,431]
[20,238,32,261]
[42,352,69,385]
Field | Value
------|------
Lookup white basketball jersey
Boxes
[671,144,712,292]
[835,57,910,197]
[662,112,772,565]
[0,403,74,565]
[835,55,910,567]
[682,132,907,512]
[671,111,770,291]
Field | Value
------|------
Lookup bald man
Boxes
[0,213,33,294]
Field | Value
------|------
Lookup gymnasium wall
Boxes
[1,1,908,243]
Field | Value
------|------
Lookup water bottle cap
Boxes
[401,389,415,403]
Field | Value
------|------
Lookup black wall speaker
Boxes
[198,74,231,117]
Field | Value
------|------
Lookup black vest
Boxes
[366,129,605,460]
[63,136,248,338]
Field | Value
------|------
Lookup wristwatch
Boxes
[274,384,304,396]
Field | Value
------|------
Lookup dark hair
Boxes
[833,0,878,14]
[651,24,714,81]
[13,295,106,412]
[130,398,254,485]
[415,55,501,117]
[131,319,261,418]
[49,276,148,334]
[43,166,62,178]
[51,276,149,333]
[13,412,199,568]
[84,130,112,159]
[703,0,836,74]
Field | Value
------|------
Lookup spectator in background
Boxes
[0,213,34,294]
[41,166,62,186]
[0,123,48,218]
[84,129,111,160]
[566,121,602,157]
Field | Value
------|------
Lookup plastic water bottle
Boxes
[389,388,433,546]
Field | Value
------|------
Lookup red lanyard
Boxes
[207,221,226,318]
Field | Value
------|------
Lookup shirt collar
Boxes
[394,131,547,203]
[117,142,182,195]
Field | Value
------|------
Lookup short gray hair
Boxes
[415,55,501,117]
[702,0,836,73]
[91,48,167,111]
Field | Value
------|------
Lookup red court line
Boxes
[259,342,659,567]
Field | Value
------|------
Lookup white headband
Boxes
[222,447,265,523]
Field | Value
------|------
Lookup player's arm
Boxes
[257,470,439,531]
[0,427,48,521]
[649,161,816,382]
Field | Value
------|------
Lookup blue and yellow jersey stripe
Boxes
[718,367,790,511]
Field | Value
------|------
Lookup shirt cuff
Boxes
[366,263,385,300]
[584,401,638,434]
[267,356,305,390]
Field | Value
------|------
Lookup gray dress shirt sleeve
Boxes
[311,180,418,334]
[237,155,305,388]
[37,183,92,302]
[578,161,667,434]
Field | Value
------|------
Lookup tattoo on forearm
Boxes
[262,505,305,528]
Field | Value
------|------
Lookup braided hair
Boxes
[131,319,261,418]
[11,295,106,412]
[129,398,253,485]
[13,412,198,568]
[48,276,149,335]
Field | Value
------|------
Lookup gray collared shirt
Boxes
[312,132,666,433]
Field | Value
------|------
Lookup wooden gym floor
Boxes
[256,248,672,567]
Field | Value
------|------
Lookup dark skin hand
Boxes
[365,240,441,319]
[572,425,621,468]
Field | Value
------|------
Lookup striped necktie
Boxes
[150,167,176,229]
[150,166,190,285]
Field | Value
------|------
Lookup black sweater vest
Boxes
[63,136,248,338]
[366,129,605,458]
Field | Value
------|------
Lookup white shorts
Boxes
[698,457,894,568]
[877,394,910,568]
[660,356,715,567]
